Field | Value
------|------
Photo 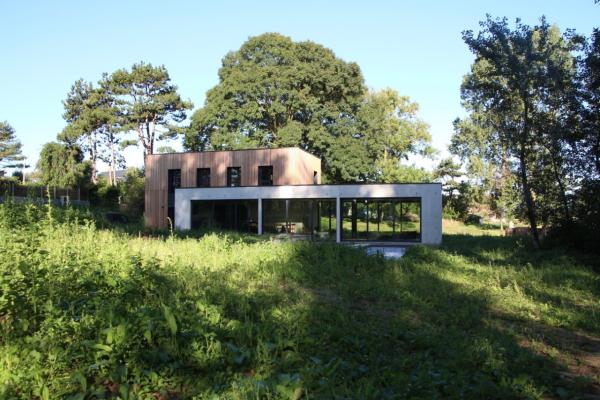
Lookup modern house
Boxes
[145,147,442,245]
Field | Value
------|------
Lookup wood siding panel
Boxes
[144,147,322,228]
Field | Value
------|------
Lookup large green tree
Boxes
[0,121,25,173]
[60,78,127,185]
[460,16,579,247]
[108,62,192,161]
[37,142,89,187]
[186,33,432,182]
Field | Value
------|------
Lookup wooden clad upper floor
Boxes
[144,147,322,228]
[145,147,321,189]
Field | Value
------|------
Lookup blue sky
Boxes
[1,0,598,172]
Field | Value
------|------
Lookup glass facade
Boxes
[191,200,258,233]
[262,199,336,241]
[188,197,420,242]
[341,198,421,242]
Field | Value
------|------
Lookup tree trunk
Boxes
[88,135,98,184]
[549,149,571,223]
[110,140,116,186]
[520,100,540,248]
[519,142,540,248]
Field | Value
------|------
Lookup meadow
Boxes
[0,201,598,399]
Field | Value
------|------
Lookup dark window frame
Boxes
[227,167,241,187]
[197,168,211,187]
[258,165,273,186]
[167,169,181,194]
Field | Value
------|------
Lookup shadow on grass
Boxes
[39,242,592,398]
[8,203,597,398]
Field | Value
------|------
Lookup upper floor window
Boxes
[168,169,181,193]
[227,167,241,187]
[197,168,210,187]
[258,165,273,186]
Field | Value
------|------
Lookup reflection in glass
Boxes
[262,199,336,241]
[191,200,258,233]
[341,198,421,241]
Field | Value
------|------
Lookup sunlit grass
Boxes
[0,203,598,399]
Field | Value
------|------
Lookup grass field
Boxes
[0,202,598,399]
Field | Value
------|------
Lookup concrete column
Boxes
[174,196,191,230]
[336,197,341,243]
[257,198,263,235]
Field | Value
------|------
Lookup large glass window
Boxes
[197,168,210,187]
[341,198,421,242]
[191,200,258,233]
[314,199,336,240]
[263,200,287,234]
[258,166,273,186]
[227,167,241,187]
[262,199,336,241]
[287,199,314,235]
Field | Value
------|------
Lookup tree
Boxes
[186,33,432,182]
[37,142,89,187]
[119,168,145,216]
[60,78,127,186]
[358,89,434,181]
[579,29,600,179]
[108,62,192,161]
[460,16,579,247]
[186,33,364,154]
[0,121,25,173]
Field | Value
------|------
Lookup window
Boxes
[341,198,421,242]
[167,169,181,223]
[197,168,210,187]
[227,167,241,187]
[258,165,273,186]
[191,200,258,233]
[168,169,181,194]
[262,198,336,241]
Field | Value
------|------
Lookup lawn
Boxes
[0,202,598,399]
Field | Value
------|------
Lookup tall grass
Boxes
[0,201,598,399]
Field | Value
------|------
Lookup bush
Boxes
[90,177,120,208]
[464,214,483,225]
[119,168,144,216]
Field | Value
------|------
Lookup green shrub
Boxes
[0,201,598,399]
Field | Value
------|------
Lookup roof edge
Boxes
[147,146,320,160]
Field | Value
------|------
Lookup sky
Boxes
[1,0,598,173]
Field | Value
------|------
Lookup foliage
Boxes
[119,168,145,216]
[60,78,126,185]
[36,142,91,187]
[0,121,25,173]
[459,16,581,247]
[186,33,432,182]
[433,158,480,220]
[107,62,193,160]
[375,158,432,183]
[90,176,120,209]
[0,202,598,399]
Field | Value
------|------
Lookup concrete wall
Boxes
[175,183,442,245]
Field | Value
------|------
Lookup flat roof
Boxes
[176,182,441,189]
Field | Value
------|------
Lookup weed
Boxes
[0,202,598,399]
